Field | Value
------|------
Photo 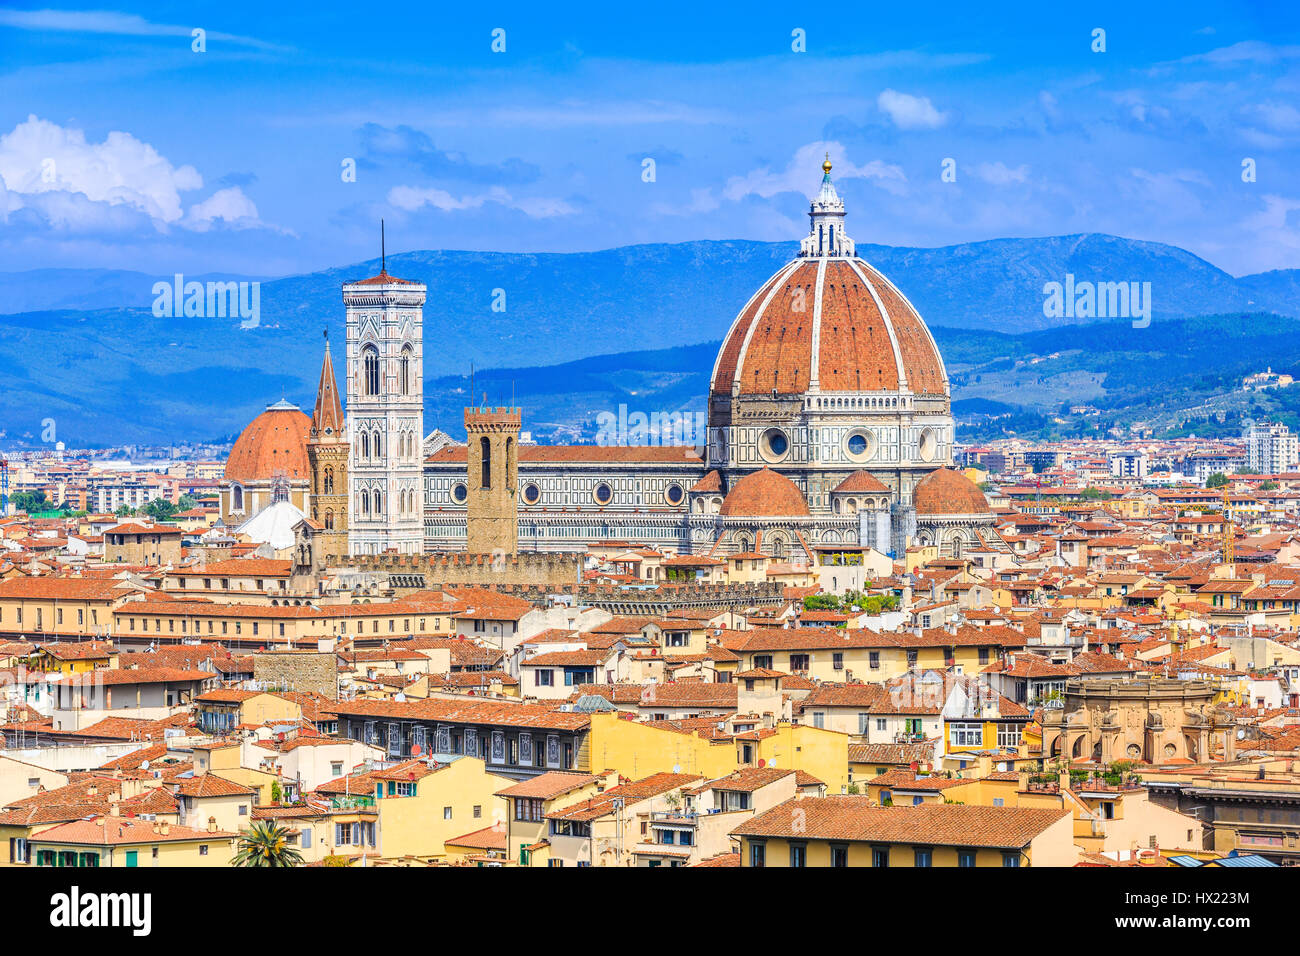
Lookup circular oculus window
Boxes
[760,427,790,462]
[844,430,877,463]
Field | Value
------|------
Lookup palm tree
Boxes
[231,820,304,868]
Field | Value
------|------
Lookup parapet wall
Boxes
[326,551,581,588]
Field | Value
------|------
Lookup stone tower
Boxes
[307,334,349,563]
[464,406,520,555]
[343,259,425,556]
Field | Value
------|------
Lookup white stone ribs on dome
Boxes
[708,258,797,395]
[846,257,908,392]
[855,259,950,391]
[726,258,803,397]
[809,257,828,389]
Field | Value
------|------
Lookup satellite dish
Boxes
[395,693,407,703]
[768,758,778,768]
[757,758,766,768]
[411,744,422,757]
[140,760,150,771]
[672,764,681,774]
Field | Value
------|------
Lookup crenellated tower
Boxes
[464,406,520,556]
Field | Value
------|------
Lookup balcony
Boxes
[330,794,375,810]
[649,810,699,827]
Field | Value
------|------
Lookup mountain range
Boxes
[1,234,1297,446]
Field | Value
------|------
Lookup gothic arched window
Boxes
[373,490,383,516]
[362,346,381,396]
[324,509,334,530]
[399,346,412,395]
[480,436,492,490]
[231,484,244,512]
[323,466,334,494]
[359,432,369,460]
[373,430,383,458]
[359,491,369,516]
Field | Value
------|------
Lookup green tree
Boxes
[231,820,304,868]
[1260,480,1279,491]
[141,498,179,521]
[11,491,52,513]
[1206,473,1228,489]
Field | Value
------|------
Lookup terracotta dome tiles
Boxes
[719,467,810,518]
[912,467,990,516]
[224,407,312,483]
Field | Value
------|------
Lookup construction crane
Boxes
[1221,486,1234,572]
[0,455,7,516]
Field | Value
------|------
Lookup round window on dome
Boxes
[665,483,684,506]
[760,428,790,463]
[451,482,467,504]
[844,429,876,463]
[917,427,937,463]
[593,482,613,505]
[522,483,540,505]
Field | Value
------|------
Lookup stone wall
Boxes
[253,650,338,697]
[326,551,581,589]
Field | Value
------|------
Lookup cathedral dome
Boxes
[913,468,990,516]
[719,467,810,517]
[225,400,312,483]
[710,161,947,399]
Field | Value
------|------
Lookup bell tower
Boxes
[463,406,519,556]
[307,332,349,563]
[343,226,425,556]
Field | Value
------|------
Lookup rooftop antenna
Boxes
[381,219,386,273]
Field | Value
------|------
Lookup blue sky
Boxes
[1,1,1298,277]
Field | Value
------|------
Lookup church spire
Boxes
[799,153,855,258]
[311,330,344,437]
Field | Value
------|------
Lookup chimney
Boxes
[1058,770,1070,792]
[1018,768,1029,791]
[159,821,169,836]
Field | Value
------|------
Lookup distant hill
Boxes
[2,233,1299,445]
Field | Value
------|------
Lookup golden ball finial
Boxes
[822,152,832,174]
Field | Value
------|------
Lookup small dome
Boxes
[833,470,889,494]
[720,468,810,518]
[225,403,311,483]
[913,468,989,516]
[234,499,308,551]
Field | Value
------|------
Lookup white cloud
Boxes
[1242,100,1300,132]
[724,141,907,202]
[0,115,200,223]
[1239,194,1300,270]
[387,184,577,218]
[973,162,1030,185]
[0,8,281,50]
[0,116,278,234]
[183,186,260,231]
[877,89,948,130]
